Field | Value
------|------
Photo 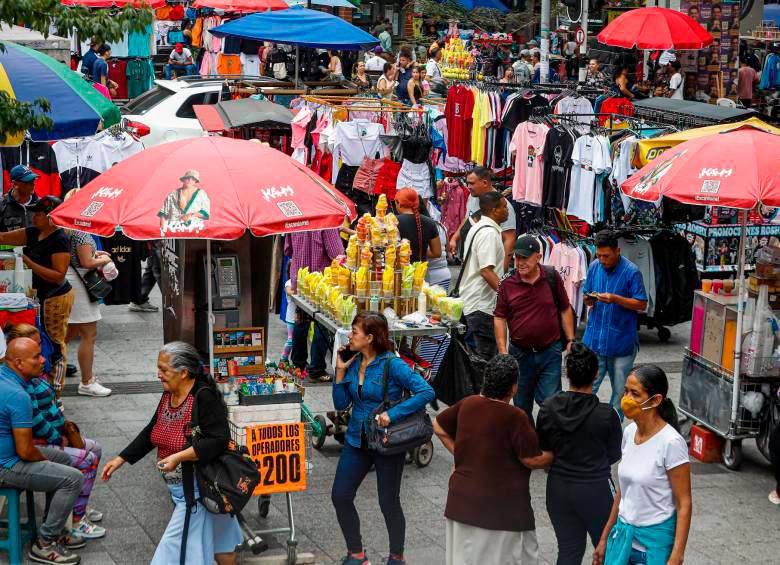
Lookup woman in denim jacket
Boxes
[331,312,435,565]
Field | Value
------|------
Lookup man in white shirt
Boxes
[666,61,684,100]
[165,43,195,79]
[458,191,510,360]
[425,48,443,86]
[365,46,386,71]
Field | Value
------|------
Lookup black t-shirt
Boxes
[100,232,145,305]
[542,127,577,209]
[24,227,72,299]
[501,95,551,134]
[397,213,439,263]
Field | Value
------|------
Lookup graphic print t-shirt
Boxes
[542,127,576,209]
[510,122,549,205]
[567,135,611,225]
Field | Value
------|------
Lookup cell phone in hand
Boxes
[339,347,357,363]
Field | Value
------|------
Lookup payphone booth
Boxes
[160,233,276,358]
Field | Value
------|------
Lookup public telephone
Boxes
[212,255,240,309]
[196,252,241,354]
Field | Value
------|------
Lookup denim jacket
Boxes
[332,351,435,449]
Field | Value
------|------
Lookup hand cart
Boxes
[228,416,313,564]
[679,348,780,469]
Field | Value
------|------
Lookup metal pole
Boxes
[207,240,215,378]
[731,209,748,425]
[540,0,550,84]
[578,0,590,82]
[295,45,300,88]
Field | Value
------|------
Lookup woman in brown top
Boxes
[433,354,553,565]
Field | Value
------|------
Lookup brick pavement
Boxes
[12,288,780,564]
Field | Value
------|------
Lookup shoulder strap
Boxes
[451,224,490,297]
[542,265,562,311]
[381,356,393,407]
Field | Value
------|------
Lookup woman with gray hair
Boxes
[433,354,553,565]
[100,342,242,564]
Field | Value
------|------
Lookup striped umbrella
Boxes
[0,42,121,146]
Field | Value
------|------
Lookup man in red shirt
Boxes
[494,235,576,417]
[738,59,759,108]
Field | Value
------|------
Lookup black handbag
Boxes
[71,264,112,302]
[433,332,486,406]
[366,357,433,456]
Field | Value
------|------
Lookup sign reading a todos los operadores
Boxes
[247,423,307,495]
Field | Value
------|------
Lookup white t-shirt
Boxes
[459,216,505,316]
[366,55,386,72]
[284,280,296,323]
[466,194,516,233]
[618,423,689,527]
[669,72,684,100]
[567,135,611,225]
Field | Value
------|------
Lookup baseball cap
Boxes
[10,165,38,183]
[372,45,383,54]
[29,196,62,214]
[513,235,541,257]
[527,39,539,46]
[520,49,531,56]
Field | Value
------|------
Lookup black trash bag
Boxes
[433,333,487,406]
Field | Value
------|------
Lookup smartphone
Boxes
[338,347,357,363]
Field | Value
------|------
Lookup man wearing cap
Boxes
[495,235,575,417]
[0,165,40,232]
[165,43,196,79]
[81,40,101,79]
[366,46,387,72]
[159,170,210,236]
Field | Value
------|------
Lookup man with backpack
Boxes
[494,235,576,418]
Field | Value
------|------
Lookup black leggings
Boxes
[546,475,615,565]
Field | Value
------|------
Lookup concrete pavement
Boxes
[14,286,780,564]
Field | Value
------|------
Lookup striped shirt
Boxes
[26,377,63,446]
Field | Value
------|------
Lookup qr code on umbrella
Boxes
[277,201,303,218]
[81,201,104,218]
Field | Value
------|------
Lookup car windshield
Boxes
[121,86,174,115]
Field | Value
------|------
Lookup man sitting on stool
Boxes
[165,43,196,79]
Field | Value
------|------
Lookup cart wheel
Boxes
[313,415,328,450]
[722,439,744,470]
[334,431,345,445]
[657,327,671,342]
[287,539,298,565]
[258,496,271,519]
[415,440,434,468]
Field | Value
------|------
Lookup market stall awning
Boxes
[597,7,712,50]
[285,0,356,8]
[636,117,780,166]
[191,0,288,11]
[0,41,120,146]
[209,6,379,50]
[194,98,294,131]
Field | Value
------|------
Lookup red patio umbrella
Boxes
[191,0,289,11]
[597,7,713,50]
[621,125,780,209]
[50,136,355,240]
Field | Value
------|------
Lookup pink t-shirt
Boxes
[548,243,584,305]
[510,122,549,205]
[290,107,313,150]
[738,66,758,100]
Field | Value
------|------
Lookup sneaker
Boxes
[86,507,103,522]
[770,490,780,505]
[60,533,86,550]
[28,539,80,564]
[66,364,78,377]
[128,301,159,312]
[78,379,112,397]
[72,517,106,539]
[341,554,371,565]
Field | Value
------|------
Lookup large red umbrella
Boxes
[597,7,713,50]
[50,136,355,239]
[621,125,780,209]
[191,0,289,11]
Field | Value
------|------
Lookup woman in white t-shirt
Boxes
[666,61,685,100]
[593,365,692,565]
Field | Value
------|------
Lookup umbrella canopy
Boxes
[635,117,780,166]
[285,0,356,8]
[597,7,713,50]
[61,0,166,6]
[49,137,355,240]
[210,6,379,50]
[447,0,508,12]
[621,126,780,209]
[0,42,120,146]
[194,98,294,131]
[192,0,288,11]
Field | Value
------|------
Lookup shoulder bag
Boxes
[366,357,433,456]
[72,265,113,302]
[449,224,490,298]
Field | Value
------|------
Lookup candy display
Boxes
[441,37,477,80]
[218,359,303,406]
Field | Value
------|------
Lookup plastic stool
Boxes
[0,488,37,565]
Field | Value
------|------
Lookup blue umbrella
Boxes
[447,0,508,12]
[210,6,379,50]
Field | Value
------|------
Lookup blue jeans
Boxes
[165,63,196,79]
[291,313,331,374]
[331,443,406,555]
[629,548,647,564]
[510,341,563,419]
[593,349,637,418]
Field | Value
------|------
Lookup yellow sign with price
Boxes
[247,423,307,495]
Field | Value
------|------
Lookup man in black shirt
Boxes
[0,165,39,232]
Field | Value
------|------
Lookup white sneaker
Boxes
[86,507,103,522]
[770,490,780,505]
[72,517,106,539]
[78,380,112,397]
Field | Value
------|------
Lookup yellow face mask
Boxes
[620,394,660,420]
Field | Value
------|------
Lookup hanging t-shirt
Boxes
[444,85,475,161]
[618,237,656,317]
[1,142,61,198]
[290,107,313,150]
[548,242,586,306]
[330,120,384,184]
[567,135,611,225]
[100,233,145,306]
[542,127,576,209]
[240,53,261,77]
[509,121,549,205]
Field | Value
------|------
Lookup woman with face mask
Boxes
[593,365,692,565]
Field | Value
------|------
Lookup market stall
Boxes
[622,123,780,470]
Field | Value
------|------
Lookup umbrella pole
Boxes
[295,46,300,88]
[731,209,748,426]
[207,239,215,379]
